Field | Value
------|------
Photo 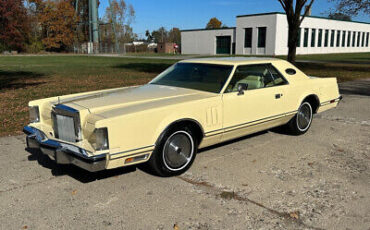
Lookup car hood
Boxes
[60,84,214,115]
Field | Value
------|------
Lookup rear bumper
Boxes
[24,126,106,172]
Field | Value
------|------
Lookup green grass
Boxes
[0,54,369,136]
[294,52,370,63]
[0,56,176,136]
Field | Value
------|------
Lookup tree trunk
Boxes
[287,24,299,64]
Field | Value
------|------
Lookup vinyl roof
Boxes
[180,57,282,65]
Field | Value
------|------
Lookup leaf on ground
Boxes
[71,189,77,195]
[22,226,28,229]
[289,211,300,219]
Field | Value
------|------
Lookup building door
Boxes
[216,36,231,54]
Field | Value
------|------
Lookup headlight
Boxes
[90,128,109,151]
[29,106,40,123]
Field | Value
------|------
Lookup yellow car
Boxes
[24,57,342,176]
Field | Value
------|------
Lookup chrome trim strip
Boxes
[109,149,154,160]
[109,145,155,157]
[204,110,297,137]
[320,96,342,106]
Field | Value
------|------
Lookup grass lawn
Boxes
[294,52,370,63]
[0,54,369,137]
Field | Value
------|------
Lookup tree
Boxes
[206,17,222,29]
[145,30,153,42]
[278,0,315,63]
[168,27,181,45]
[328,12,351,21]
[103,0,136,44]
[0,0,30,52]
[329,0,369,16]
[37,0,78,51]
[151,27,168,43]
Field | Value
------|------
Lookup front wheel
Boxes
[287,101,313,135]
[148,127,197,177]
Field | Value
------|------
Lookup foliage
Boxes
[151,27,168,43]
[147,27,181,44]
[206,17,222,29]
[328,12,352,21]
[102,0,136,44]
[329,0,369,16]
[145,30,153,42]
[277,0,315,63]
[168,28,181,45]
[0,0,30,52]
[36,0,78,51]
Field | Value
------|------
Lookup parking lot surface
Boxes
[1,80,369,230]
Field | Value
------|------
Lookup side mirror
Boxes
[237,83,248,95]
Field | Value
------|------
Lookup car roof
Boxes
[180,57,282,65]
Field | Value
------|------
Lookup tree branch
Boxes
[300,0,315,24]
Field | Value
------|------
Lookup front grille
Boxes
[52,105,81,143]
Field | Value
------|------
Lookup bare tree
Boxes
[278,0,315,63]
[329,0,369,16]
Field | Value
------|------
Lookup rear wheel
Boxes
[287,101,313,135]
[148,127,197,177]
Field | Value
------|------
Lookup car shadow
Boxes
[339,79,370,96]
[113,63,172,73]
[0,70,46,90]
[26,147,137,183]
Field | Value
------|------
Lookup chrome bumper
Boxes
[23,126,106,172]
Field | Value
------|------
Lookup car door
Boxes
[221,64,289,141]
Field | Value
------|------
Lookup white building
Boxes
[181,12,370,55]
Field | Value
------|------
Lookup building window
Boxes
[311,29,316,47]
[257,27,266,48]
[352,32,356,47]
[244,28,252,48]
[342,31,346,47]
[362,32,365,47]
[367,32,369,47]
[318,29,322,47]
[347,31,351,47]
[336,30,341,47]
[304,28,309,47]
[357,32,361,47]
[324,29,329,47]
[330,30,335,47]
[297,28,301,47]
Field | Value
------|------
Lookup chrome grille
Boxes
[52,104,81,143]
[55,114,76,142]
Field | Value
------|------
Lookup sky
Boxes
[98,0,370,39]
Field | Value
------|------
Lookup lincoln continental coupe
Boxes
[24,57,341,176]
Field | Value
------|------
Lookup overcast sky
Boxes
[98,0,370,38]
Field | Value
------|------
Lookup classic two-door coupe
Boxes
[24,57,341,176]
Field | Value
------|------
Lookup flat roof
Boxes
[180,27,236,32]
[236,12,370,25]
[180,57,281,65]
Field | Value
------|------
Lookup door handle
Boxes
[275,93,283,99]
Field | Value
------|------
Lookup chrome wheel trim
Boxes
[296,102,312,132]
[162,131,194,171]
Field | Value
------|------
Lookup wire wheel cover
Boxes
[163,131,194,170]
[297,103,312,131]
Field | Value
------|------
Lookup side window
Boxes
[267,65,288,86]
[225,64,287,93]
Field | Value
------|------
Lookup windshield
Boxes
[150,63,234,93]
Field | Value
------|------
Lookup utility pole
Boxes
[88,0,99,53]
[108,0,120,53]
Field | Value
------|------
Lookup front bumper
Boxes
[24,126,106,172]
